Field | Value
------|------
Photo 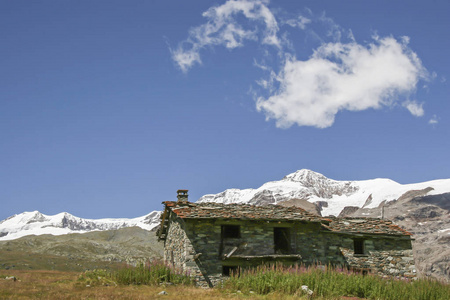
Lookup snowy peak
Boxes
[198,170,450,217]
[0,211,161,241]
[280,169,358,198]
[198,169,361,209]
[282,169,327,183]
[25,211,48,224]
[198,188,256,204]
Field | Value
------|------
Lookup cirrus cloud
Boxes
[171,0,279,73]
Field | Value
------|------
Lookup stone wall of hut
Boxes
[163,218,416,287]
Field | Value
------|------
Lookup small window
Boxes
[274,227,290,254]
[222,225,240,238]
[354,239,365,255]
[222,266,239,276]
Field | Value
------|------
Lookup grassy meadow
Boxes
[0,269,302,300]
[224,264,450,300]
[1,262,449,299]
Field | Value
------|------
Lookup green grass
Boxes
[2,267,447,300]
[224,264,450,300]
[113,260,194,285]
[78,260,194,287]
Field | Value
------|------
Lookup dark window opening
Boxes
[274,227,290,254]
[354,239,365,255]
[222,225,240,239]
[222,266,239,276]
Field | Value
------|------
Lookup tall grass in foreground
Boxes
[78,260,193,286]
[224,264,449,300]
[113,260,193,285]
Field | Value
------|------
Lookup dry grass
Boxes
[0,249,124,272]
[0,270,311,299]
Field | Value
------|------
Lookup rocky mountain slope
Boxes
[0,211,161,241]
[338,191,450,282]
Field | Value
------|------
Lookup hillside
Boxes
[0,227,163,271]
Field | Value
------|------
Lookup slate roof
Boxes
[159,201,412,237]
[162,201,323,222]
[323,217,412,236]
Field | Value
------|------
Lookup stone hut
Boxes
[157,190,416,287]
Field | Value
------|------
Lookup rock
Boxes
[277,198,322,216]
[5,276,16,281]
[338,206,360,218]
[301,285,314,296]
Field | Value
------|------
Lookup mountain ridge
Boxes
[0,210,161,241]
[2,169,449,241]
[198,169,450,217]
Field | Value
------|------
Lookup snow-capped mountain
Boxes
[2,169,449,242]
[198,169,450,217]
[0,210,161,241]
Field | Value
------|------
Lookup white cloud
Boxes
[171,48,202,73]
[256,37,428,128]
[171,0,279,73]
[402,100,424,117]
[429,115,439,124]
[285,15,311,30]
[172,1,430,128]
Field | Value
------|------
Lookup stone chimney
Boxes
[177,189,189,204]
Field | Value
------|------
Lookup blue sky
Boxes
[1,0,449,220]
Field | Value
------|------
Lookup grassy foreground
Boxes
[1,262,449,299]
[225,265,450,300]
[0,270,226,300]
[0,270,304,300]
